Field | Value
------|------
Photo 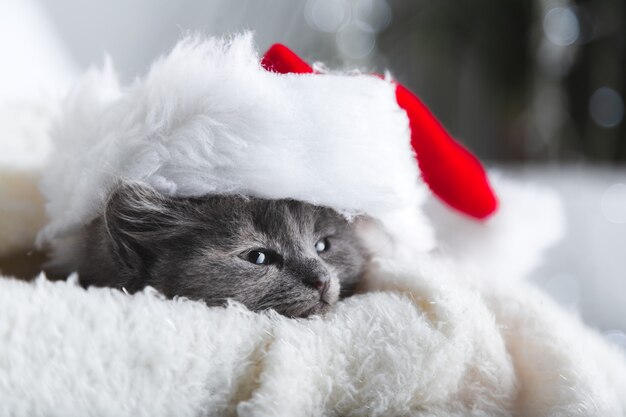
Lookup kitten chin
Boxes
[71,181,369,318]
[299,300,333,318]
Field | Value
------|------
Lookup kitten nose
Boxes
[314,278,329,295]
[292,258,332,295]
[305,275,330,295]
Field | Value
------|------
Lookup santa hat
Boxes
[37,34,497,255]
[261,43,497,219]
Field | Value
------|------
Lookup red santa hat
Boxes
[261,43,497,220]
[37,34,497,255]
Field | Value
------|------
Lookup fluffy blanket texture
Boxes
[1,176,626,416]
[1,34,626,416]
[2,259,626,417]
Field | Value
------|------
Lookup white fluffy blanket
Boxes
[1,164,626,416]
[2,258,626,416]
[1,31,625,416]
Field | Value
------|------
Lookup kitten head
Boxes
[89,182,368,317]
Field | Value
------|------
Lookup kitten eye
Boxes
[247,251,269,265]
[315,238,330,253]
[245,249,282,266]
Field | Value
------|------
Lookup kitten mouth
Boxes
[316,300,334,315]
[320,289,338,306]
[296,300,332,318]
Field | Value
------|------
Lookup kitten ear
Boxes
[103,181,178,270]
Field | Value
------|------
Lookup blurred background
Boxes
[18,0,626,163]
[0,0,624,347]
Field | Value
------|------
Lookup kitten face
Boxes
[80,183,367,317]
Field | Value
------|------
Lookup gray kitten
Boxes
[74,182,368,317]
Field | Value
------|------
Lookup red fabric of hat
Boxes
[261,43,498,220]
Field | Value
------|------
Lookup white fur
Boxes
[1,262,625,416]
[424,173,565,282]
[2,33,625,415]
[37,34,431,254]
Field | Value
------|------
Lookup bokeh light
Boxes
[543,6,580,46]
[589,87,625,129]
[305,0,350,33]
[305,0,392,60]
[353,0,391,33]
[336,22,376,59]
[601,183,626,224]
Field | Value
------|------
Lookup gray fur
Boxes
[74,182,368,317]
